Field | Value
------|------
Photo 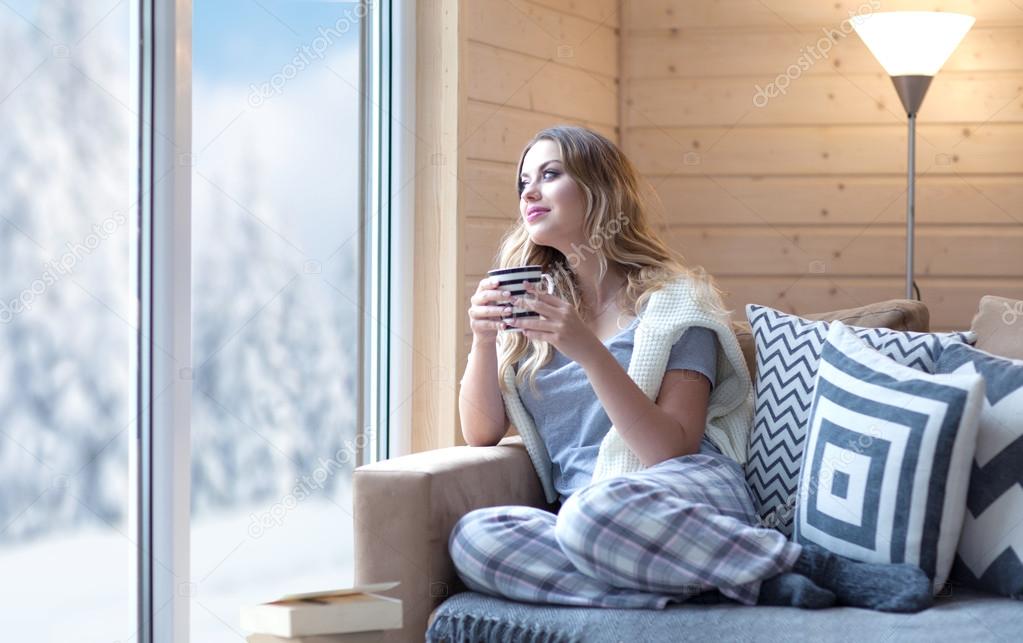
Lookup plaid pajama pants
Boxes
[449,450,802,608]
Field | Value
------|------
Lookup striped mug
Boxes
[487,265,555,332]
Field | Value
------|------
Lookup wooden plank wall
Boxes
[411,0,463,452]
[455,0,620,442]
[621,0,1023,331]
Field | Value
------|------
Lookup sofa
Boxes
[353,297,1023,642]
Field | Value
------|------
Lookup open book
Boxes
[240,582,401,638]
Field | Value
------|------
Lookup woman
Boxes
[452,126,931,612]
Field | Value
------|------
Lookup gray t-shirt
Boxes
[515,318,720,503]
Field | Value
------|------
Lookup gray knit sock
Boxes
[757,572,836,609]
[793,542,933,613]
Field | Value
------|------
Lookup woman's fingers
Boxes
[476,276,500,291]
[469,278,512,339]
[471,318,507,331]
[472,287,512,306]
[521,281,559,307]
[514,285,558,317]
[514,294,556,317]
[504,317,553,332]
[471,304,511,318]
[475,277,507,297]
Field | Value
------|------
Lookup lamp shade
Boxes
[852,11,975,77]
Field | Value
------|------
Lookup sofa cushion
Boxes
[745,304,975,536]
[793,323,983,592]
[936,342,1023,598]
[970,295,1023,361]
[733,299,931,380]
[427,589,1022,643]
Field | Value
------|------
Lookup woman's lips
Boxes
[526,209,549,222]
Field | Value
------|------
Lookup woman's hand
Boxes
[468,276,513,345]
[503,281,605,365]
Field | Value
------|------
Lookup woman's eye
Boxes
[519,170,558,190]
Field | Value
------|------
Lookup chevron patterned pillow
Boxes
[745,304,975,536]
[936,343,1023,598]
[793,322,984,593]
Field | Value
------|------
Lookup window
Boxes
[0,1,137,639]
[3,0,397,640]
[189,2,367,639]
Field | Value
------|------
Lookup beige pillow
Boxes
[733,299,930,379]
[970,295,1023,360]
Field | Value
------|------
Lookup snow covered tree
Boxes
[1,0,360,542]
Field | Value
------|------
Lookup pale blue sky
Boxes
[194,1,362,83]
[2,1,361,82]
[191,0,364,262]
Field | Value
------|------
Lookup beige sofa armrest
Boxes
[353,435,552,642]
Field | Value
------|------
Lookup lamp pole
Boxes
[891,75,931,301]
[906,111,916,300]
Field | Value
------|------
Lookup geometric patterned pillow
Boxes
[746,304,976,536]
[936,343,1023,598]
[794,322,984,593]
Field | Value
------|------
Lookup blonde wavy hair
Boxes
[496,125,729,396]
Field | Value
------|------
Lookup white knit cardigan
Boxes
[498,275,754,504]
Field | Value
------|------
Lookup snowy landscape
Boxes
[1,2,364,640]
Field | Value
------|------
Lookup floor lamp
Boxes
[852,11,975,300]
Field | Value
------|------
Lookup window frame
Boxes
[136,0,399,639]
[136,1,192,641]
[365,0,416,463]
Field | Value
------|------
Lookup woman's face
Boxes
[518,139,588,254]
